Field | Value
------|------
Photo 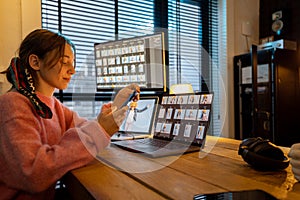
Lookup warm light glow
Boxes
[169,83,194,94]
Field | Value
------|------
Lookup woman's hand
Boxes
[288,143,300,181]
[112,84,140,109]
[97,103,128,136]
[97,84,140,136]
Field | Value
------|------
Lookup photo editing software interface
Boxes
[94,32,166,91]
[155,93,213,145]
[118,98,158,134]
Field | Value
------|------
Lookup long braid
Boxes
[8,57,53,118]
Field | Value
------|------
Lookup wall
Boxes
[234,0,260,54]
[0,0,41,93]
[0,0,259,139]
[225,0,259,138]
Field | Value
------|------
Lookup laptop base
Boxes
[112,138,201,158]
[111,133,150,141]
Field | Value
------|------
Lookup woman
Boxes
[0,29,139,199]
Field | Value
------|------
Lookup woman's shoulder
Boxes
[0,91,33,111]
[0,91,36,120]
[0,91,30,104]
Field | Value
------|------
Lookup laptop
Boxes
[112,92,213,157]
[110,96,159,141]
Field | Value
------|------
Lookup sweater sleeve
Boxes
[61,105,111,156]
[0,93,111,193]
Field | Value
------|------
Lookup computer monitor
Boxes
[94,32,167,92]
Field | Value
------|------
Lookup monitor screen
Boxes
[94,32,167,92]
[154,93,213,145]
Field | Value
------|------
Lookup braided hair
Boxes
[1,29,76,118]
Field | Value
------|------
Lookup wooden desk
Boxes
[65,136,300,199]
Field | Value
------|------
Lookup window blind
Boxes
[43,0,115,96]
[118,0,155,38]
[41,0,223,134]
[41,0,155,119]
[168,0,220,136]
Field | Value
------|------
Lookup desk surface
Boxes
[65,136,300,200]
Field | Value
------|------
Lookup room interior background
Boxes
[1,0,298,142]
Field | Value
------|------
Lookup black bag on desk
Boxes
[238,137,290,171]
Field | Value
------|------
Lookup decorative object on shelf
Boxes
[272,10,283,35]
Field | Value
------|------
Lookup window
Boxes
[168,0,221,135]
[41,0,223,135]
[118,0,155,38]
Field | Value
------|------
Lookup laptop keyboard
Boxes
[136,138,190,150]
[138,139,168,147]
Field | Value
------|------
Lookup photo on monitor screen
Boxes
[94,32,167,92]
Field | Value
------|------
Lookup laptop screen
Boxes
[154,93,213,145]
[119,96,159,134]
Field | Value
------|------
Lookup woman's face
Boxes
[37,43,75,95]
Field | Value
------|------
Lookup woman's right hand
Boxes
[112,84,140,109]
[97,103,128,136]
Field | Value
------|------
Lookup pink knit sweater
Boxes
[0,90,110,199]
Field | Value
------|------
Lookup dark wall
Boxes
[259,0,300,42]
[258,0,300,146]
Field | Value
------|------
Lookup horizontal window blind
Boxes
[42,0,116,119]
[168,0,220,136]
[42,0,155,95]
[41,0,223,132]
[41,0,155,119]
[118,0,154,38]
[168,1,201,89]
[43,0,115,95]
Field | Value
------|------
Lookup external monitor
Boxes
[94,32,167,92]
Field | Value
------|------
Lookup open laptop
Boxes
[112,92,213,157]
[111,96,159,141]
